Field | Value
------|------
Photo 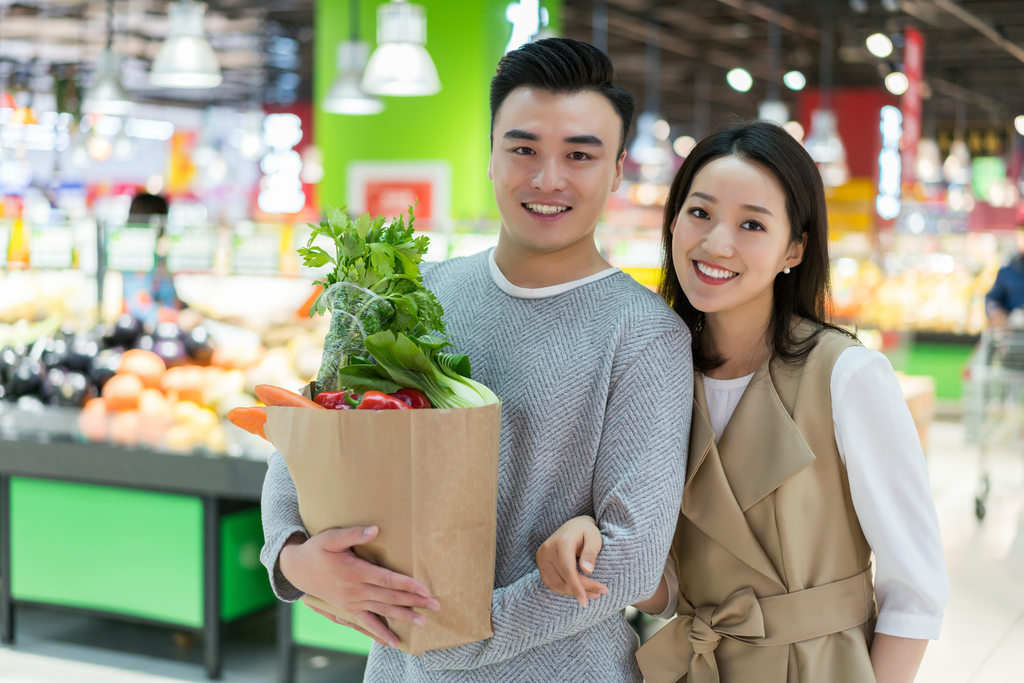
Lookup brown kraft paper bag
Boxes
[263,393,500,657]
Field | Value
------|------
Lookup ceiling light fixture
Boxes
[149,1,223,89]
[1015,115,1024,136]
[783,70,806,91]
[362,0,441,97]
[884,71,909,95]
[726,68,753,92]
[324,0,383,115]
[82,0,132,115]
[866,33,893,58]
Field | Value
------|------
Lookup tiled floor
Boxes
[1,420,1022,682]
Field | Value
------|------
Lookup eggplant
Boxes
[183,326,215,365]
[154,322,181,340]
[65,337,100,372]
[88,348,122,390]
[9,358,44,398]
[42,367,67,404]
[41,337,70,369]
[0,346,18,384]
[108,314,144,348]
[153,337,188,368]
[57,371,96,407]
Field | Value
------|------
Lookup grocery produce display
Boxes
[0,306,326,457]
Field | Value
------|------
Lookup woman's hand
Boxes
[536,516,608,607]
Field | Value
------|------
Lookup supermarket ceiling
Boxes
[562,0,1024,135]
[0,0,315,107]
[0,0,1021,130]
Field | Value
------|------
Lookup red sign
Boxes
[901,27,925,184]
[365,181,434,219]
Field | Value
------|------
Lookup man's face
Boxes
[489,88,624,254]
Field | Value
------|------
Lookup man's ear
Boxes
[487,153,494,181]
[610,150,626,193]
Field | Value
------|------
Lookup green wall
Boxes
[315,0,562,220]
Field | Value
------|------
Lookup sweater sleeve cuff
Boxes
[263,526,308,602]
[874,610,944,641]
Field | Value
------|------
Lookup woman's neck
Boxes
[703,290,774,380]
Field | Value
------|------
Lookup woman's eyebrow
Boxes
[689,192,774,217]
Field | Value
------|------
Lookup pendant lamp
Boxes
[361,0,440,97]
[149,1,223,89]
[324,1,383,115]
[82,0,132,115]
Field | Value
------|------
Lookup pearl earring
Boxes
[783,267,791,274]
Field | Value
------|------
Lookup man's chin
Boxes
[500,222,595,254]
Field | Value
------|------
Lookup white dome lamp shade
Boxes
[82,50,133,115]
[149,1,223,89]
[361,0,441,97]
[803,109,849,187]
[324,40,384,115]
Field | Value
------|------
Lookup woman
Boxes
[535,121,948,683]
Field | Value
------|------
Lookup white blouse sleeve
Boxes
[831,346,950,640]
[640,554,680,620]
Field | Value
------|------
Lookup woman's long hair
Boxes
[658,120,850,372]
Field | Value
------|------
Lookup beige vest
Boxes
[637,322,877,683]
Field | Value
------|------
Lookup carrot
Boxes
[227,407,268,440]
[254,384,326,409]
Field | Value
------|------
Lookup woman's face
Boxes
[671,155,805,316]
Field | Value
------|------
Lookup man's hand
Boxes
[278,526,441,647]
[536,516,608,608]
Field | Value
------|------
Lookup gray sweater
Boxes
[260,250,692,682]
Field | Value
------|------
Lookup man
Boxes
[260,38,692,682]
[986,225,1024,328]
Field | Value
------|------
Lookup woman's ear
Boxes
[786,232,808,268]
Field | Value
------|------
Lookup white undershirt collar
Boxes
[488,248,621,299]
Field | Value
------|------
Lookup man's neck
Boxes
[492,228,612,289]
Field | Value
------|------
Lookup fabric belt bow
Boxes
[636,587,766,683]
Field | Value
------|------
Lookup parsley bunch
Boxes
[301,205,446,392]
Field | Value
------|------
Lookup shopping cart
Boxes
[962,327,1024,520]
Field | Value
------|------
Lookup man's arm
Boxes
[986,269,1010,326]
[260,451,309,601]
[423,327,692,671]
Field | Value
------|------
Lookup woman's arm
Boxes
[870,634,928,683]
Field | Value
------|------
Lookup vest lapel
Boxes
[682,375,785,589]
[716,360,818,512]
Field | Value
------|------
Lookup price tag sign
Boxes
[233,225,281,273]
[29,225,75,269]
[168,229,217,273]
[106,224,158,272]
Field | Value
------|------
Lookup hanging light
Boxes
[783,70,806,91]
[866,33,893,58]
[726,68,753,92]
[82,51,132,115]
[149,1,223,89]
[803,110,849,187]
[362,0,441,97]
[324,40,384,115]
[943,138,971,185]
[758,100,788,125]
[1015,115,1024,136]
[884,71,909,95]
[629,112,669,166]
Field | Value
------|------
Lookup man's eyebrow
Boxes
[565,134,603,146]
[502,128,539,141]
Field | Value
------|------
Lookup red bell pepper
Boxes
[390,388,432,409]
[314,391,354,410]
[356,390,412,410]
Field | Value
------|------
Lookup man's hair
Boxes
[489,38,635,157]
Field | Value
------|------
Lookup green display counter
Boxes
[278,599,373,683]
[0,437,274,680]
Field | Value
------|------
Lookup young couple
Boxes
[260,38,948,683]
